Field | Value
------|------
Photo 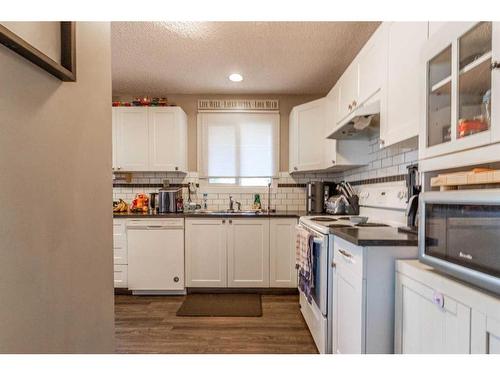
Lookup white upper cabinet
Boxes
[336,24,388,125]
[325,84,340,137]
[358,23,388,106]
[115,107,149,171]
[113,106,188,172]
[420,22,500,161]
[290,95,370,173]
[381,22,428,148]
[289,98,328,172]
[428,22,448,39]
[337,62,359,122]
[148,107,188,172]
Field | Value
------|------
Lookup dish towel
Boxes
[295,226,314,303]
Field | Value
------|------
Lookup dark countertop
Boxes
[329,226,418,247]
[113,211,305,219]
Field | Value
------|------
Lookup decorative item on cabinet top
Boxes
[198,99,279,111]
[112,97,169,107]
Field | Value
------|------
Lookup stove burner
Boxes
[355,223,390,227]
[328,224,352,228]
[311,217,338,222]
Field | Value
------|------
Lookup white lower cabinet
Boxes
[185,217,297,289]
[269,218,298,288]
[335,263,365,354]
[227,219,270,287]
[396,273,471,353]
[114,265,128,288]
[395,260,500,354]
[185,218,227,288]
[332,237,418,354]
[113,219,128,287]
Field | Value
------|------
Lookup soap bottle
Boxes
[253,194,262,210]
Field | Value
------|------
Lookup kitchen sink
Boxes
[191,209,264,215]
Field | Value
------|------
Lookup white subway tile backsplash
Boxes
[113,135,418,210]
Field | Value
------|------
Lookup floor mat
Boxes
[176,293,262,317]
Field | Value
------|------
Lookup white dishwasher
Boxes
[127,218,185,294]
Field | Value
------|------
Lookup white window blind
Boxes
[198,112,279,178]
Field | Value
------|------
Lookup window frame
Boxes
[197,110,280,184]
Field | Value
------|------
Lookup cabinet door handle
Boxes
[331,261,337,268]
[229,219,232,224]
[294,166,298,171]
[352,100,357,107]
[348,104,352,111]
[222,219,226,224]
[332,160,336,164]
[491,61,500,70]
[338,249,353,259]
[175,166,179,171]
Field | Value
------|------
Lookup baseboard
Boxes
[114,288,132,295]
[132,289,187,296]
[187,287,299,295]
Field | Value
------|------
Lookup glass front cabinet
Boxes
[420,22,500,160]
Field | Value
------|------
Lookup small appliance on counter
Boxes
[306,181,336,214]
[158,187,182,213]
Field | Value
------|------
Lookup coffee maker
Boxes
[306,181,337,214]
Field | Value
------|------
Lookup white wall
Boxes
[0,22,114,353]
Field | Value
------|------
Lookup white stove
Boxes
[297,181,410,354]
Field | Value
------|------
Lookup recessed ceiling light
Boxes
[229,73,243,82]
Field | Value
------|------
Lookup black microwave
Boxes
[419,190,500,295]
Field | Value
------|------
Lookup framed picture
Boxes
[0,21,76,82]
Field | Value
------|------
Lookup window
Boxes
[198,112,279,186]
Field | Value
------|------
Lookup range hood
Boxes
[328,100,380,140]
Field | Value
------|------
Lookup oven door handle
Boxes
[313,237,323,245]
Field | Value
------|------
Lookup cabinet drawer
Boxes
[113,219,127,265]
[114,247,127,265]
[114,265,128,288]
[334,237,364,278]
[127,218,184,228]
[113,219,127,234]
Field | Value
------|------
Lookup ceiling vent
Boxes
[198,99,279,111]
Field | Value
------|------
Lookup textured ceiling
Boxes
[111,22,380,95]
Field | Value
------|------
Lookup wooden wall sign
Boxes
[0,21,76,82]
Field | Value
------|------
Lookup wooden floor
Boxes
[115,294,318,354]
